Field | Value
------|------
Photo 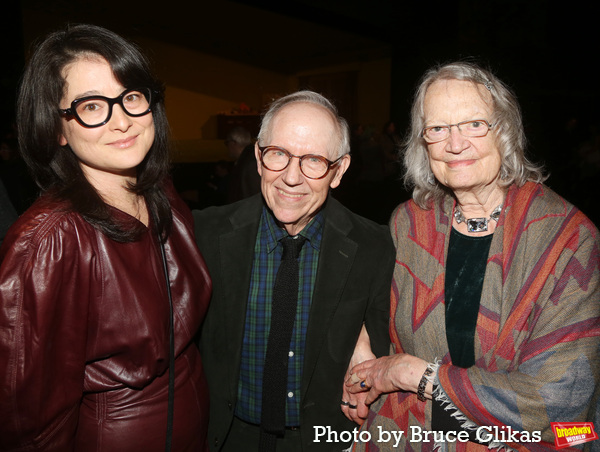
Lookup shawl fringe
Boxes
[432,369,515,452]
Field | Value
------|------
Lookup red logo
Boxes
[551,422,598,449]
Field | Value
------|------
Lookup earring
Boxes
[427,173,436,185]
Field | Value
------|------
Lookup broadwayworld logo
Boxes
[551,422,598,449]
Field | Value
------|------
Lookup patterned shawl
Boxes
[355,182,600,452]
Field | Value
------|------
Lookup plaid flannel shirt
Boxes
[235,206,323,426]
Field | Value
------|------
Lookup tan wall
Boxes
[143,38,391,162]
[297,58,392,131]
[136,37,297,162]
[21,18,391,163]
[137,37,294,137]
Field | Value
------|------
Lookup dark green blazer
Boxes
[195,194,394,451]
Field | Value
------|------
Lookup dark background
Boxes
[1,0,599,226]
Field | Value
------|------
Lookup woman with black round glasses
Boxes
[0,24,211,451]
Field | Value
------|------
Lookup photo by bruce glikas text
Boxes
[313,425,542,448]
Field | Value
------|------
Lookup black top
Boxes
[444,227,493,367]
[432,227,493,440]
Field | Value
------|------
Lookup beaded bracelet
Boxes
[416,363,435,401]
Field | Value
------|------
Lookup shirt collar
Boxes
[262,206,325,253]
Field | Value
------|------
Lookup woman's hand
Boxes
[341,325,375,425]
[345,353,433,405]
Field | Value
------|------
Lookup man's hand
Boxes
[341,325,375,424]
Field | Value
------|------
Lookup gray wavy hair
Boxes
[404,61,546,209]
[258,90,350,159]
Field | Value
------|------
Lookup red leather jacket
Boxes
[0,190,211,451]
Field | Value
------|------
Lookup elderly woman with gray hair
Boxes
[345,62,600,451]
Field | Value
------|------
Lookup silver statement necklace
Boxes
[454,204,502,233]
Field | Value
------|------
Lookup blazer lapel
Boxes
[302,198,357,399]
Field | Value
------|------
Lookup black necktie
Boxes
[259,235,306,452]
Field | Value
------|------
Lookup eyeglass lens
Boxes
[423,120,490,142]
[262,148,330,179]
[74,89,151,127]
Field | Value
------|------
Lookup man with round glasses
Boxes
[195,90,394,451]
